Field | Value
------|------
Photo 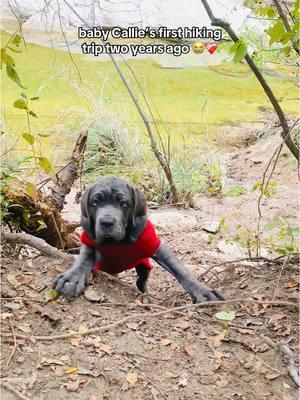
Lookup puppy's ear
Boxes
[80,186,95,239]
[130,185,146,227]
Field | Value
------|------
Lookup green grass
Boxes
[1,29,299,156]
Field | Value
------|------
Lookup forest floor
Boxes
[1,132,299,400]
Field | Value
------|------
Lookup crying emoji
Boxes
[192,42,205,54]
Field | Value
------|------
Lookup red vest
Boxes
[80,220,161,274]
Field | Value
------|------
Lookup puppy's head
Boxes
[81,176,146,244]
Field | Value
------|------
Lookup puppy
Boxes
[53,176,224,303]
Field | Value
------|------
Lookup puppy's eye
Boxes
[92,200,99,207]
[120,200,128,208]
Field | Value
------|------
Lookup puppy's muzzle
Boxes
[99,216,115,229]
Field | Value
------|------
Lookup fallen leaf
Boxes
[7,274,19,287]
[183,344,196,358]
[65,380,80,392]
[84,287,105,302]
[54,365,65,377]
[4,302,21,310]
[150,387,160,399]
[78,325,89,335]
[237,328,255,335]
[208,330,226,349]
[284,278,299,288]
[268,313,285,323]
[18,323,32,334]
[215,311,236,321]
[65,367,78,374]
[170,343,177,351]
[175,321,190,330]
[199,329,207,339]
[98,343,112,354]
[126,322,139,330]
[265,372,281,380]
[160,339,171,346]
[40,358,64,366]
[178,372,188,387]
[77,368,102,378]
[200,373,220,385]
[126,372,138,385]
[256,343,269,353]
[48,290,58,299]
[70,338,81,347]
[2,313,13,320]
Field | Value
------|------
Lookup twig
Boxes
[256,143,283,256]
[198,255,288,278]
[138,370,169,400]
[2,232,74,261]
[262,336,300,387]
[1,299,297,342]
[0,381,31,400]
[199,0,299,160]
[272,255,290,301]
[5,320,17,368]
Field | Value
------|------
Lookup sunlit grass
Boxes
[1,29,299,157]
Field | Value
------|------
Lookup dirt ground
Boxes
[1,134,299,400]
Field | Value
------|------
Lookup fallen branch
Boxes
[262,336,300,387]
[1,299,297,342]
[2,232,74,262]
[5,320,17,368]
[0,381,31,400]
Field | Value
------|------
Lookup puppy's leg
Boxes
[53,244,98,298]
[135,264,150,293]
[152,243,224,303]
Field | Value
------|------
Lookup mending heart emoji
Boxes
[205,42,218,54]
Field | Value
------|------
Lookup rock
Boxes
[149,210,198,230]
[202,220,221,234]
[218,240,244,258]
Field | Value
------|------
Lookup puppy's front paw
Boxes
[190,285,224,303]
[53,267,88,298]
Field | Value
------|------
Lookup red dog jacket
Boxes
[80,220,161,274]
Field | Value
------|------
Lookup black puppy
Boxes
[53,176,224,303]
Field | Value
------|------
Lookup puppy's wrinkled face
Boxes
[83,177,135,244]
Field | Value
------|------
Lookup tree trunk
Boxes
[49,130,87,210]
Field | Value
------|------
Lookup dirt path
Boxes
[1,134,299,400]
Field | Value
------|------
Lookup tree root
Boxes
[262,336,300,387]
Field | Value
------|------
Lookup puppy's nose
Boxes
[100,217,115,228]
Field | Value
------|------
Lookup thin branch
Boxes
[56,0,82,81]
[5,320,17,368]
[1,299,297,342]
[199,0,299,160]
[198,255,288,278]
[61,0,179,202]
[273,0,299,55]
[0,381,31,400]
